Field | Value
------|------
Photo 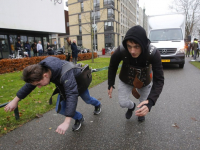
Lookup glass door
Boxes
[0,35,9,58]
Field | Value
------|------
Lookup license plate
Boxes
[162,59,170,62]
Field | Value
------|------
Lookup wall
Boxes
[0,0,65,33]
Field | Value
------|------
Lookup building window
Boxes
[105,34,114,48]
[104,21,114,32]
[77,36,82,46]
[108,8,115,19]
[79,25,82,34]
[94,0,100,8]
[91,11,100,21]
[81,2,84,12]
[104,0,114,7]
[79,14,81,23]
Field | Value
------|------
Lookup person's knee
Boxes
[119,100,130,108]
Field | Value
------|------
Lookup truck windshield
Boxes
[149,29,183,41]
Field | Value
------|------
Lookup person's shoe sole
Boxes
[94,104,101,115]
[72,117,85,131]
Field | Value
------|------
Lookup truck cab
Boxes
[148,14,185,68]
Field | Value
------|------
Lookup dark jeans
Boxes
[56,89,101,120]
[66,53,71,61]
[26,50,31,57]
[186,49,190,57]
[38,50,43,56]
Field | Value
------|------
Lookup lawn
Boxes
[190,61,200,69]
[0,57,121,136]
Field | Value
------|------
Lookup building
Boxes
[120,0,137,42]
[67,0,120,51]
[0,0,65,59]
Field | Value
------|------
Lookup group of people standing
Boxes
[15,40,44,57]
[186,38,200,61]
[64,37,79,64]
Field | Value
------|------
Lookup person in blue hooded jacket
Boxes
[71,39,79,64]
[108,25,164,122]
[4,56,101,134]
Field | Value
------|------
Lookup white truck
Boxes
[148,13,186,68]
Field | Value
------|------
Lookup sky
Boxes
[139,0,174,16]
[64,0,174,15]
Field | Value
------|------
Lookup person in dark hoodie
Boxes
[4,56,102,134]
[108,25,164,122]
[71,39,79,64]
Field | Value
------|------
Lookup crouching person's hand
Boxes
[4,96,20,112]
[56,117,71,135]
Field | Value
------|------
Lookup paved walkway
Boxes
[0,57,200,150]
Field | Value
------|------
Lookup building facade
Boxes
[120,0,137,42]
[68,0,120,51]
[0,0,65,59]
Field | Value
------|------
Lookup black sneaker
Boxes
[138,116,145,122]
[94,104,101,115]
[125,103,136,119]
[72,116,85,131]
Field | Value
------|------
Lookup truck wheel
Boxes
[179,64,184,68]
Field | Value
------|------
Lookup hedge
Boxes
[0,52,97,74]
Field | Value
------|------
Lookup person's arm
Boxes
[4,96,20,112]
[135,50,164,116]
[107,46,122,98]
[55,70,79,134]
[4,83,36,112]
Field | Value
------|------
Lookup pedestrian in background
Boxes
[186,41,192,57]
[64,37,72,61]
[192,38,198,61]
[24,41,31,57]
[197,40,200,58]
[71,39,78,64]
[31,42,37,57]
[47,42,54,55]
[37,41,43,56]
[108,25,164,122]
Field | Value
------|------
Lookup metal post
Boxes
[14,106,20,120]
[94,3,96,52]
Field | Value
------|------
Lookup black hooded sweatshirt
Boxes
[108,25,164,109]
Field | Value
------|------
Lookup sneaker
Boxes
[138,116,145,122]
[125,103,136,119]
[72,116,85,131]
[94,104,101,115]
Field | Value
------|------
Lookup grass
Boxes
[190,61,200,69]
[0,57,121,136]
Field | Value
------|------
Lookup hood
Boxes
[39,56,63,81]
[122,25,150,54]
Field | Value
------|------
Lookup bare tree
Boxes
[169,0,200,39]
[80,0,107,63]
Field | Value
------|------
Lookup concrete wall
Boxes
[0,0,65,33]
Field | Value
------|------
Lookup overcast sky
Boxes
[64,0,174,15]
[139,0,174,16]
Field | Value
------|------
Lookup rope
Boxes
[91,64,122,72]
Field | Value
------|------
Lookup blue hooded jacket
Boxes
[16,56,82,117]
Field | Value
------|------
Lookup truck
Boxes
[148,13,186,68]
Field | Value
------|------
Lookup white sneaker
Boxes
[191,59,196,61]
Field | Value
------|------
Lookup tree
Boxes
[80,0,107,63]
[169,0,200,39]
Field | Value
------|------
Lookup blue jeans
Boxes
[38,50,43,56]
[56,89,101,120]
